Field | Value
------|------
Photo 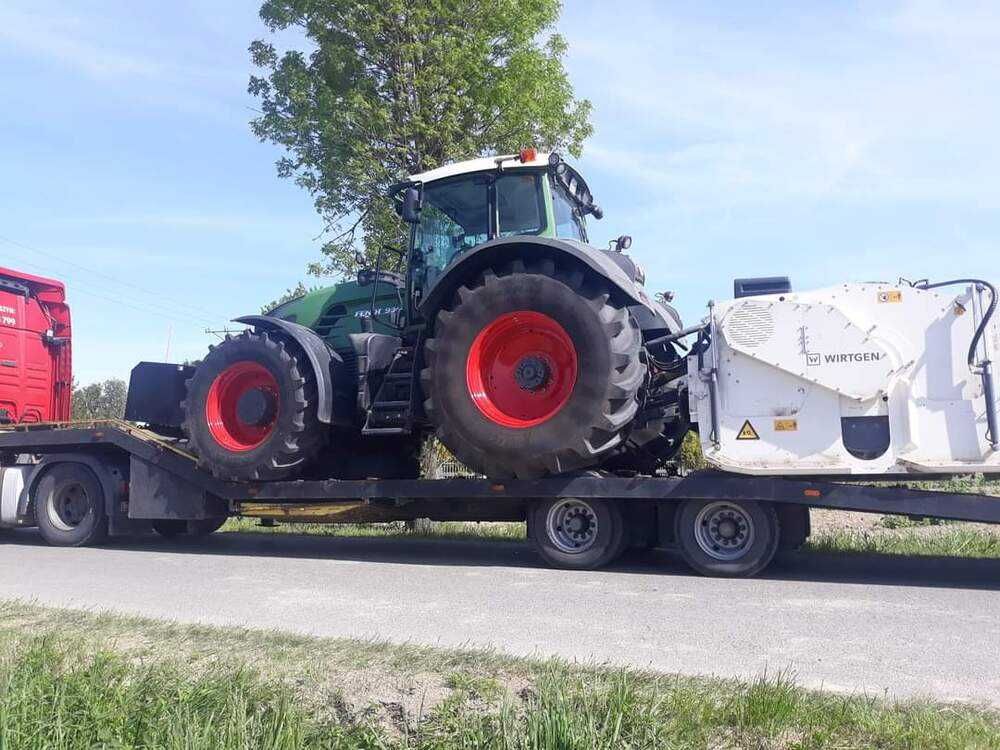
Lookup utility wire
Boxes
[0,244,225,328]
[0,237,234,327]
[0,233,233,324]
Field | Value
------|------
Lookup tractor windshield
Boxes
[413,172,546,289]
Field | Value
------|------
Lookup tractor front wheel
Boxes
[182,330,324,481]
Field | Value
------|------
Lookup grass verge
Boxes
[224,515,1000,560]
[1,600,998,749]
[805,526,1000,558]
[222,516,527,541]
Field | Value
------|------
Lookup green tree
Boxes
[249,0,592,276]
[72,379,128,421]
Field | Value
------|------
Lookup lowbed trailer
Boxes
[2,420,999,577]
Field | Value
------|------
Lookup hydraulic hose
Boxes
[916,278,999,449]
[915,278,997,368]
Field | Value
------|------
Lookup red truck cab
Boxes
[0,267,72,423]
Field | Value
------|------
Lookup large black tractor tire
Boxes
[182,330,325,481]
[421,259,643,479]
[34,463,108,547]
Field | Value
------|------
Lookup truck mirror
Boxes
[401,186,421,224]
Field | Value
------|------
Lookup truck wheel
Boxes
[675,499,779,577]
[529,497,627,570]
[422,259,643,478]
[152,517,228,538]
[34,464,108,547]
[182,330,325,481]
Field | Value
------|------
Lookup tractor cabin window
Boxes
[551,177,587,242]
[496,173,545,237]
[414,177,490,289]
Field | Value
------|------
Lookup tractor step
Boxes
[362,348,416,435]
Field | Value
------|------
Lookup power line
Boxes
[0,237,229,327]
[0,233,233,323]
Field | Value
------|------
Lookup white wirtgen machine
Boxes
[690,278,999,477]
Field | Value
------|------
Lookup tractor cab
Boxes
[391,150,602,313]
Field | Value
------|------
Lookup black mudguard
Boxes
[417,236,682,335]
[235,315,355,427]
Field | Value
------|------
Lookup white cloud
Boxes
[565,1,1000,211]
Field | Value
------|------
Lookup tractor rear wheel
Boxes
[182,330,325,481]
[421,259,643,479]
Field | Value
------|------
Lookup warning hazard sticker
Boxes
[736,420,760,440]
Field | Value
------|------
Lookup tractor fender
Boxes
[234,316,354,426]
[418,236,682,334]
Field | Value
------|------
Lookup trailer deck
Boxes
[3,420,999,576]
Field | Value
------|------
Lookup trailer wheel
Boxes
[152,517,227,538]
[675,499,779,577]
[34,464,108,547]
[529,497,626,570]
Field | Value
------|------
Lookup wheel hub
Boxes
[205,361,280,452]
[466,311,578,429]
[514,355,551,392]
[546,499,599,553]
[48,482,89,531]
[694,502,755,561]
[236,387,278,427]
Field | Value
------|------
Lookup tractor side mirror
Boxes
[401,186,422,224]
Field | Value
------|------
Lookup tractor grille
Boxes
[726,303,774,348]
[313,304,347,338]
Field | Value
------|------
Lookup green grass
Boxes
[1,601,998,749]
[806,526,1000,558]
[223,516,527,542]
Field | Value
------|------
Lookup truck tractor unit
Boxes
[129,150,691,482]
[0,267,72,425]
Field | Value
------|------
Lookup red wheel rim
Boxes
[466,311,578,428]
[205,361,280,451]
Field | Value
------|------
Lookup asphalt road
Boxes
[1,530,998,705]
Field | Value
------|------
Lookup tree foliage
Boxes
[261,281,311,314]
[249,0,592,276]
[72,379,128,421]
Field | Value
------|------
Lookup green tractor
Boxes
[133,151,689,480]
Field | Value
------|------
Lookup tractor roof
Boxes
[407,152,551,184]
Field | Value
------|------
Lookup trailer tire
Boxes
[34,464,108,547]
[529,497,626,570]
[152,517,228,538]
[675,499,779,578]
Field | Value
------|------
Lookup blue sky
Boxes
[1,0,997,383]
